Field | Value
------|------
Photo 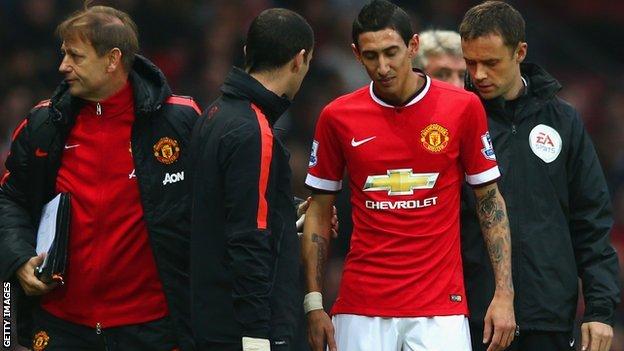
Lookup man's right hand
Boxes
[16,254,57,296]
[307,309,337,351]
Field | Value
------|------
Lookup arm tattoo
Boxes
[311,233,328,289]
[477,189,505,229]
[476,187,514,292]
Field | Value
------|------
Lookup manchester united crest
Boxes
[33,331,50,351]
[420,123,449,153]
[153,137,180,164]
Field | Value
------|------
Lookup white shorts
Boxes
[332,314,472,351]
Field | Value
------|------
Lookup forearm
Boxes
[475,184,514,294]
[301,197,334,293]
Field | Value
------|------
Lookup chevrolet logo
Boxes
[363,169,439,195]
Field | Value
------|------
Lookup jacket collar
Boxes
[49,55,172,125]
[220,67,291,126]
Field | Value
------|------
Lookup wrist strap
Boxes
[304,291,324,314]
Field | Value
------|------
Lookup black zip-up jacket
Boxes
[461,63,620,331]
[189,67,300,350]
[0,55,199,349]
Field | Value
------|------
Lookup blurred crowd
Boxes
[1,0,622,349]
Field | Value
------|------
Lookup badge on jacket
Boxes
[529,124,562,163]
[154,137,180,164]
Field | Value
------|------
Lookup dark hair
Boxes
[459,1,525,50]
[57,3,139,71]
[352,0,413,48]
[245,8,314,73]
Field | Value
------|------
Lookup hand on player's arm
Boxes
[301,193,337,351]
[581,321,613,351]
[297,196,339,238]
[474,183,516,351]
[16,253,58,296]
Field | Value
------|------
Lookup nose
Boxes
[377,56,391,76]
[59,56,72,74]
[474,64,487,81]
[450,73,464,88]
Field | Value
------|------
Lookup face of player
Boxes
[424,53,466,88]
[353,28,419,103]
[58,36,116,101]
[461,33,527,100]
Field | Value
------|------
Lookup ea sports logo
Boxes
[529,124,561,163]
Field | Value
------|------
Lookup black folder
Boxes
[35,193,71,284]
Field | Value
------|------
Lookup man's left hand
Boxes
[483,291,516,351]
[581,321,613,351]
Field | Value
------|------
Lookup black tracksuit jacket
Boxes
[189,67,300,350]
[0,55,198,349]
[461,63,620,332]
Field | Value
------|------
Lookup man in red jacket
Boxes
[1,5,200,350]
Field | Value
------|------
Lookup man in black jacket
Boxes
[0,5,199,351]
[189,8,313,351]
[459,2,620,351]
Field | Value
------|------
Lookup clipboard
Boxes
[35,193,71,284]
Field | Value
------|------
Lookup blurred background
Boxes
[0,0,622,350]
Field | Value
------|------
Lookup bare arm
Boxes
[474,183,513,294]
[301,193,336,294]
[473,182,515,351]
[301,193,337,351]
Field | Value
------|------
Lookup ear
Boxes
[407,34,419,58]
[291,49,306,73]
[351,43,362,64]
[515,42,528,64]
[107,48,123,73]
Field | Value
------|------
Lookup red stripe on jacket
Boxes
[251,104,273,230]
[0,171,9,185]
[165,96,201,115]
[11,119,28,141]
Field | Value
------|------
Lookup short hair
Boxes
[459,1,525,50]
[352,0,413,48]
[413,30,462,69]
[57,3,139,71]
[244,8,314,73]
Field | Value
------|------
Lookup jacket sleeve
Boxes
[0,118,38,282]
[566,109,621,325]
[219,121,274,339]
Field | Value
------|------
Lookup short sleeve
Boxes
[460,95,500,186]
[305,106,345,192]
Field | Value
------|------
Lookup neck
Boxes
[250,69,290,100]
[376,70,424,106]
[91,73,129,102]
[503,71,525,101]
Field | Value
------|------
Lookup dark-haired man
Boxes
[0,5,200,351]
[189,8,314,351]
[301,1,515,351]
[459,2,620,351]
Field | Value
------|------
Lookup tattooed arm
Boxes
[301,193,337,351]
[473,182,516,351]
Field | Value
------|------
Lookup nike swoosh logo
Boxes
[351,136,376,147]
[35,148,48,157]
[64,144,80,150]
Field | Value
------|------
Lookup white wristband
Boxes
[303,291,324,314]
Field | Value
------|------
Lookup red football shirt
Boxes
[42,82,169,328]
[306,75,499,317]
